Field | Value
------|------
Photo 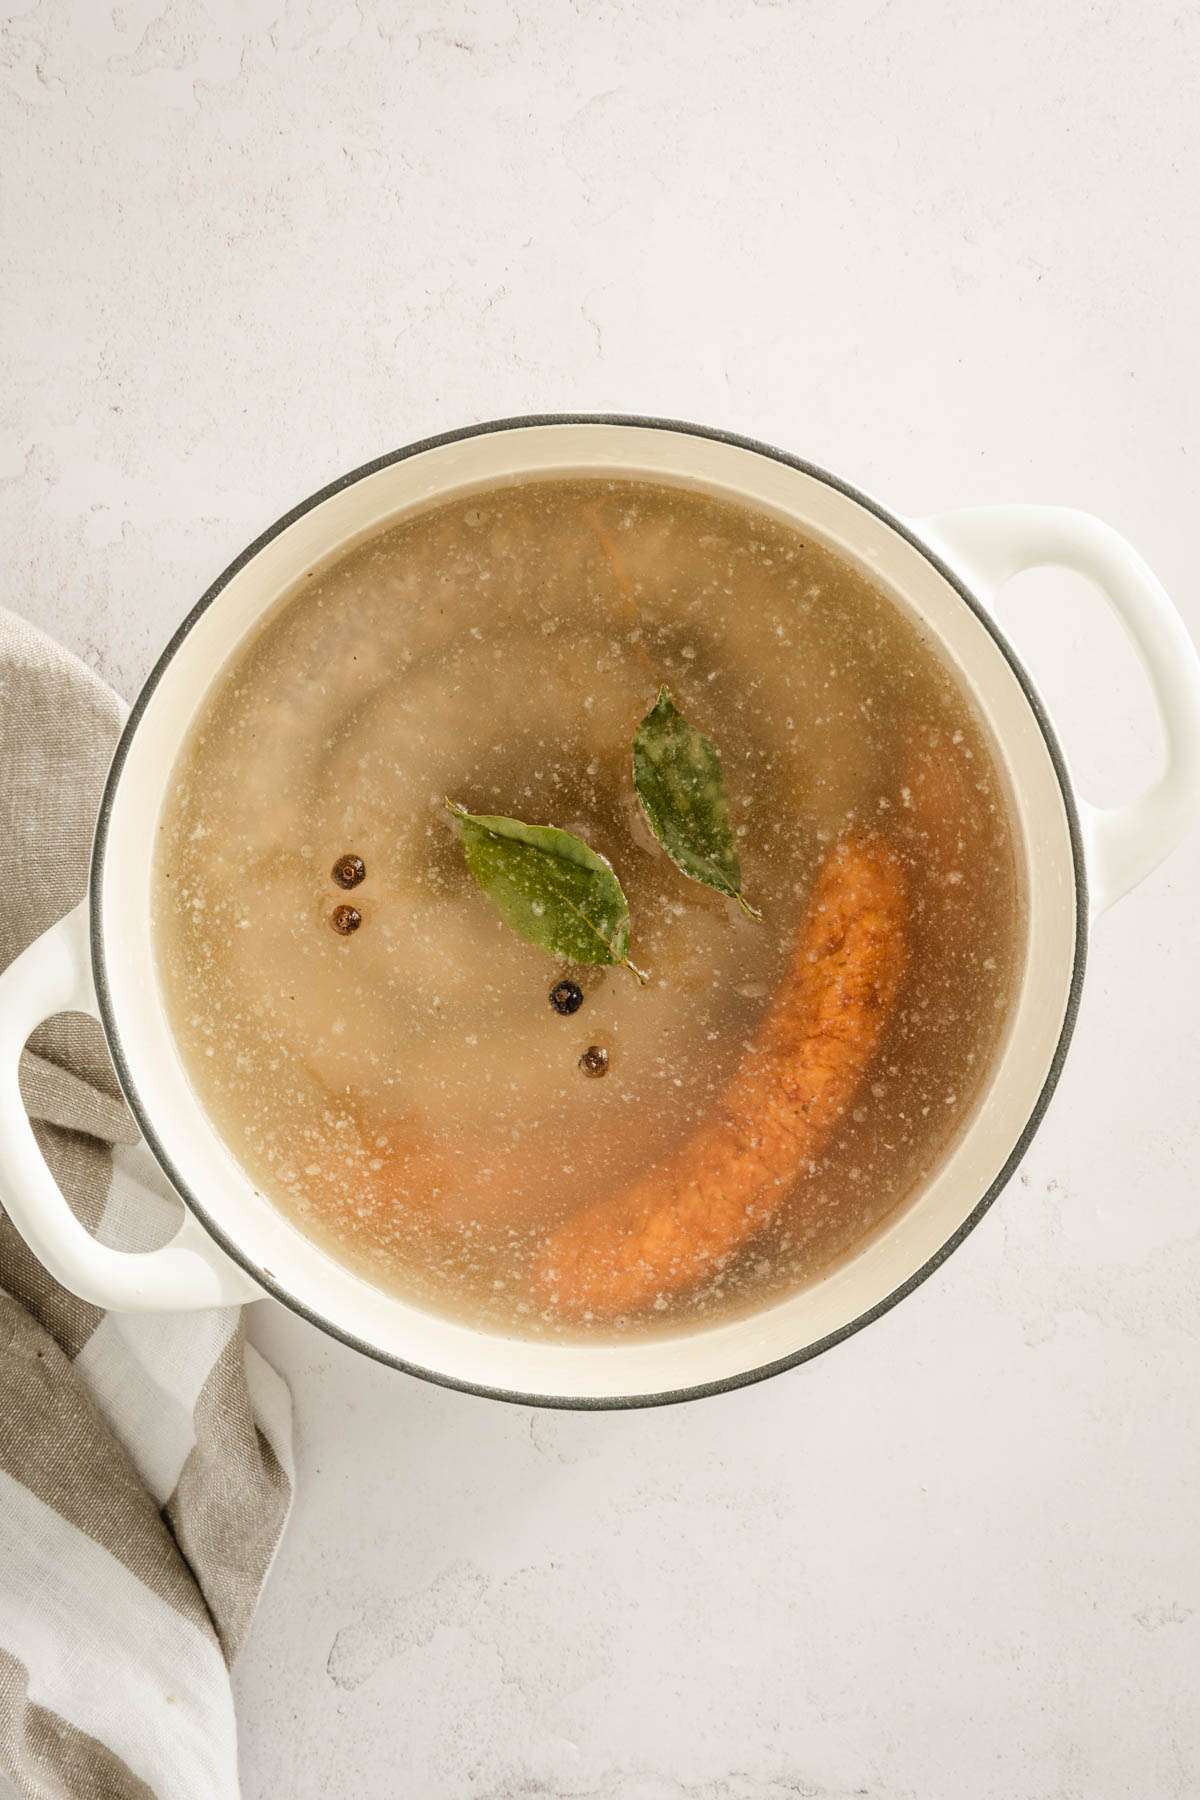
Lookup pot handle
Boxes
[0,902,262,1309]
[913,505,1200,919]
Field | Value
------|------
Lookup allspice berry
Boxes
[332,854,366,889]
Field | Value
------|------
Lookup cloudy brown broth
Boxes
[154,477,1023,1339]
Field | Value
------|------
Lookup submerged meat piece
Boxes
[536,834,908,1315]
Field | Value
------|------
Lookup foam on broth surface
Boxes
[154,477,1023,1339]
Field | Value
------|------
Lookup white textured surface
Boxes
[3,3,1199,1796]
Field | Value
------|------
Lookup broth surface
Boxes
[154,477,1023,1339]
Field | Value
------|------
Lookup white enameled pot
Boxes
[2,418,1198,1408]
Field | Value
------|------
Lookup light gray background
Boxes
[3,3,1199,1797]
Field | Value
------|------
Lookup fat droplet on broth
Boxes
[153,476,1023,1343]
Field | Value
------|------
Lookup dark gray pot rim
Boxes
[89,414,1088,1410]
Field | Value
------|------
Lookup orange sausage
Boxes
[536,833,908,1316]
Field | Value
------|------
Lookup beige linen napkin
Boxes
[0,609,293,1800]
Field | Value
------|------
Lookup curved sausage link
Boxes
[535,833,909,1316]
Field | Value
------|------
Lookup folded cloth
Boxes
[0,609,293,1800]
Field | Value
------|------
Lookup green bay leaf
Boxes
[633,687,761,918]
[447,802,647,982]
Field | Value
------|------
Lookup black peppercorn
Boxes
[332,903,362,935]
[332,854,365,889]
[579,1045,609,1078]
[549,978,584,1016]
